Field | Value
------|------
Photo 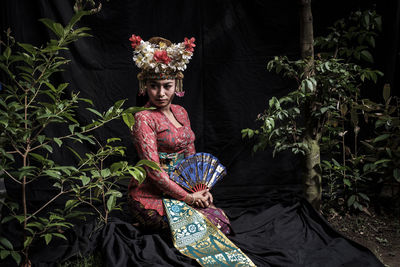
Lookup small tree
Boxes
[0,1,158,265]
[242,6,383,210]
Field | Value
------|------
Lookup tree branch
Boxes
[2,169,22,184]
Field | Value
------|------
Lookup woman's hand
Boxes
[192,189,213,208]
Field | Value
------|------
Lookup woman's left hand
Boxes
[192,189,213,208]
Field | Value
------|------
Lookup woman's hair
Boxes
[148,37,172,46]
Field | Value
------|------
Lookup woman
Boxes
[127,35,231,236]
[127,35,256,266]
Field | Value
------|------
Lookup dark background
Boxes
[1,1,398,266]
[1,0,399,202]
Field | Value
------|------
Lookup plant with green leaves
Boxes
[0,2,157,265]
[242,9,383,209]
[360,85,400,194]
[67,137,159,223]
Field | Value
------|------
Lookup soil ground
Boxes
[325,209,400,267]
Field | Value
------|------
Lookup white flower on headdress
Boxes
[130,35,195,74]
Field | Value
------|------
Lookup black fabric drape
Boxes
[1,0,397,266]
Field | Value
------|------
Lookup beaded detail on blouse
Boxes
[129,103,196,215]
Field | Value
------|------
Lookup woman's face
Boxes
[146,79,176,108]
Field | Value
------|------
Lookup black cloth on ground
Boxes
[2,187,381,266]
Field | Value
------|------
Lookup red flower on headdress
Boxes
[153,50,171,64]
[184,37,196,52]
[129,34,142,49]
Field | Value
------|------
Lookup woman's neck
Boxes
[158,103,171,113]
[147,101,172,114]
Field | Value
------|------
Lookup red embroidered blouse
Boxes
[128,103,196,215]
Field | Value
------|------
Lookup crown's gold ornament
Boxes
[129,35,195,97]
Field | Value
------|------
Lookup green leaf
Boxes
[69,124,78,134]
[128,167,146,184]
[320,107,329,114]
[54,138,62,147]
[24,236,33,248]
[124,106,153,114]
[26,222,44,230]
[65,199,79,210]
[81,175,90,186]
[44,169,61,178]
[363,13,370,27]
[373,134,390,143]
[332,158,341,167]
[107,195,116,211]
[393,169,400,182]
[375,16,382,31]
[248,129,254,138]
[136,159,160,171]
[66,146,82,161]
[18,43,36,54]
[44,234,52,245]
[100,169,111,178]
[1,216,14,224]
[78,97,93,105]
[42,144,53,153]
[343,178,352,187]
[107,138,121,143]
[347,195,356,207]
[358,193,370,201]
[3,47,11,60]
[374,159,391,165]
[0,250,10,260]
[0,237,13,250]
[10,252,21,265]
[14,215,25,223]
[383,84,390,103]
[39,18,64,37]
[122,113,135,128]
[38,135,46,144]
[57,83,69,92]
[86,108,103,118]
[44,81,57,93]
[52,233,67,240]
[360,50,373,63]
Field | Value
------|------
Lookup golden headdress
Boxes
[129,34,196,97]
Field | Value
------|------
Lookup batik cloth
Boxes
[164,199,255,266]
[158,152,250,266]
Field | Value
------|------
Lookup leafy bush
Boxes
[242,10,386,212]
[0,2,158,265]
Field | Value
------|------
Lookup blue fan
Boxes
[169,152,227,192]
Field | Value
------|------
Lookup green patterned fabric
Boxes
[163,198,256,266]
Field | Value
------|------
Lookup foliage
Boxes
[242,9,385,212]
[0,2,158,265]
[360,86,400,187]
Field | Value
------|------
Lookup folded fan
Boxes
[169,152,227,192]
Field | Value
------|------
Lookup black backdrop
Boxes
[1,0,399,266]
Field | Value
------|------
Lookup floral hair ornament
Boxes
[129,34,195,97]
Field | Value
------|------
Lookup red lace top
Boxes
[128,103,196,215]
